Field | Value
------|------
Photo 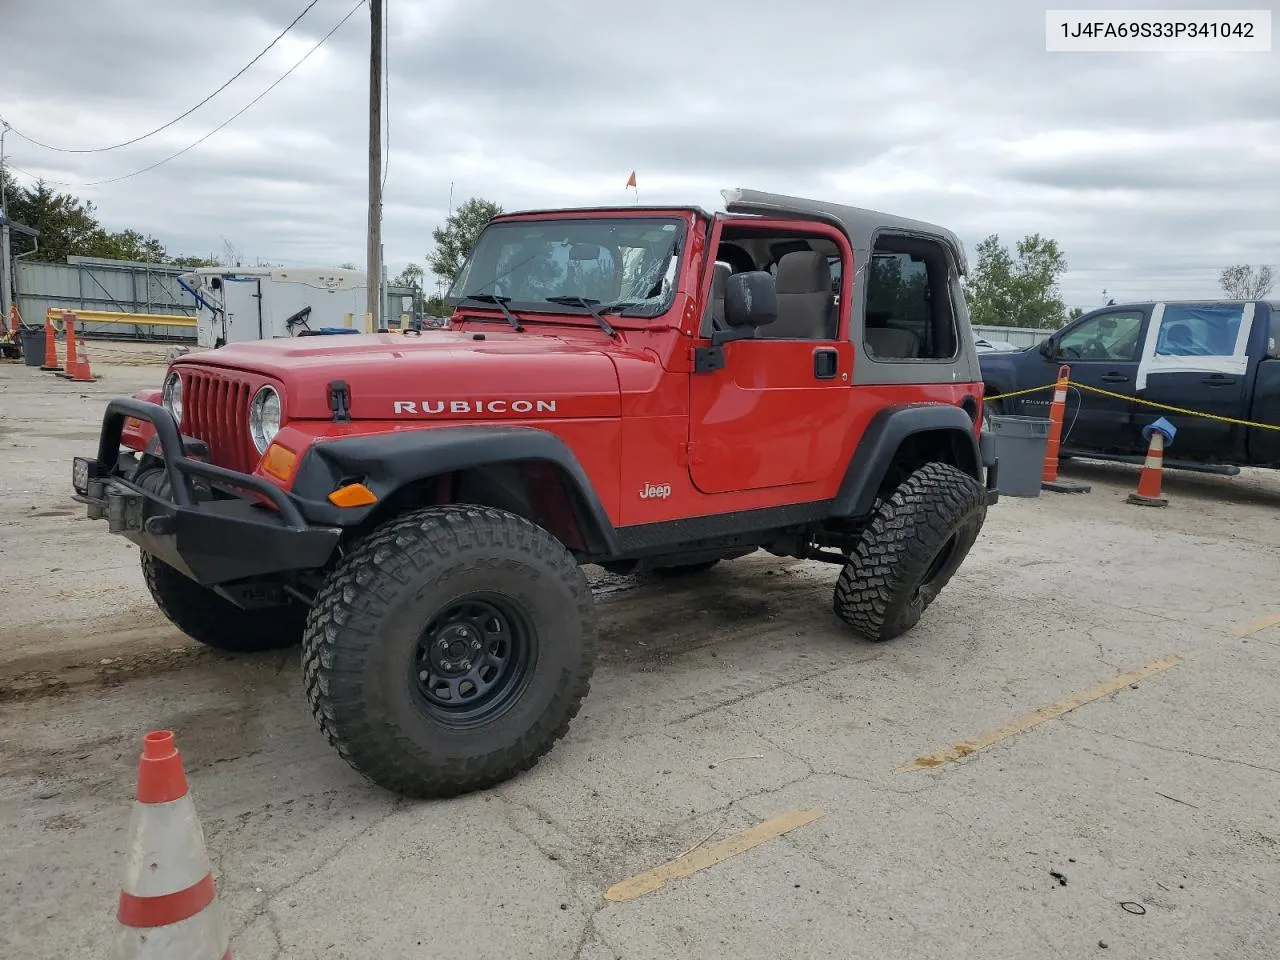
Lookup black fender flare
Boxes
[832,404,983,518]
[289,425,618,555]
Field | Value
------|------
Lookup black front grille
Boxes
[181,371,255,472]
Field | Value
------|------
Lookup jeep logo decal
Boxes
[393,399,557,415]
[639,483,672,500]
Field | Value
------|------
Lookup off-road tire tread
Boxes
[141,552,305,652]
[833,461,986,642]
[301,504,596,799]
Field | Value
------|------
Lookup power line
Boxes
[0,0,322,155]
[8,0,364,190]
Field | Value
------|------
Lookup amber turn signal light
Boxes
[328,482,377,507]
[261,443,298,481]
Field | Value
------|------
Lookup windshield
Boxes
[446,217,684,318]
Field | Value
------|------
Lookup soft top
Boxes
[720,188,969,276]
[496,190,968,275]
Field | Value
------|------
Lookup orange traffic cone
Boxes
[40,318,62,371]
[7,304,20,336]
[1041,363,1090,493]
[63,342,97,382]
[1127,418,1176,508]
[58,314,97,381]
[115,731,231,960]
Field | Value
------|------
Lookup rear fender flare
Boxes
[289,425,618,555]
[833,404,982,518]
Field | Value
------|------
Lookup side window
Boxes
[863,245,957,360]
[1153,303,1244,358]
[710,227,843,340]
[1269,307,1280,358]
[1058,311,1143,361]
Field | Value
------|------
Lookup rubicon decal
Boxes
[393,399,558,415]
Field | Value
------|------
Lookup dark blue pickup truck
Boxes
[979,299,1280,469]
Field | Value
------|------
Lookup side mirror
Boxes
[723,271,777,329]
[1039,338,1057,359]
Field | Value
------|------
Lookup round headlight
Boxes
[162,371,183,425]
[249,386,282,454]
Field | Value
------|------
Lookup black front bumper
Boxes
[73,398,341,586]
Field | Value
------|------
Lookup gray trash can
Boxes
[987,415,1053,497]
[19,327,46,367]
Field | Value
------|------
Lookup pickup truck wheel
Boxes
[141,552,305,652]
[833,462,986,642]
[302,504,596,799]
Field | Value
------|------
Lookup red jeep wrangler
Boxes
[73,189,999,798]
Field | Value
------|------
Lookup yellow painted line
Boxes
[897,654,1187,773]
[1233,612,1280,639]
[602,809,825,903]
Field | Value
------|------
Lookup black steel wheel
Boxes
[411,596,537,727]
[303,504,596,799]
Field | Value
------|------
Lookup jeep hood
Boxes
[174,330,624,421]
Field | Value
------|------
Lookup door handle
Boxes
[1201,375,1236,386]
[1100,373,1130,383]
[813,348,838,380]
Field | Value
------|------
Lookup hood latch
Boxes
[328,380,352,422]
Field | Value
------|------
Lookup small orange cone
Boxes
[58,314,97,381]
[1127,418,1176,508]
[7,304,20,336]
[63,342,97,382]
[40,318,62,371]
[114,731,231,960]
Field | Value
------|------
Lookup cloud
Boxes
[3,0,1276,304]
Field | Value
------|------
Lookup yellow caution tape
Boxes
[985,380,1280,432]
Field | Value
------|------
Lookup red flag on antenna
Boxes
[625,171,637,189]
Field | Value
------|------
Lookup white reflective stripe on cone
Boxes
[121,794,214,898]
[1053,389,1067,403]
[114,900,229,960]
[1145,455,1163,468]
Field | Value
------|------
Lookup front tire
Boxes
[833,462,987,642]
[141,552,306,652]
[302,505,596,799]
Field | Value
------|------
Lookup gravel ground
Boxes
[2,354,1278,960]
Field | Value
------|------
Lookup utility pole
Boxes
[0,120,13,325]
[365,0,383,331]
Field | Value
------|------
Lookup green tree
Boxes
[1219,264,1275,299]
[393,262,424,288]
[1067,306,1085,321]
[964,233,1069,329]
[429,197,503,283]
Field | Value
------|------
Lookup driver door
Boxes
[1041,307,1150,453]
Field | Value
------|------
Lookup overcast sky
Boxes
[3,0,1277,307]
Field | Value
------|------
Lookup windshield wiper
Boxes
[598,300,647,317]
[461,294,523,332]
[543,296,618,339]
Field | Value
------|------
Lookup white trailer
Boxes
[178,266,369,348]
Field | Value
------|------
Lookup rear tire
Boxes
[833,462,987,642]
[141,552,305,652]
[302,505,596,799]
